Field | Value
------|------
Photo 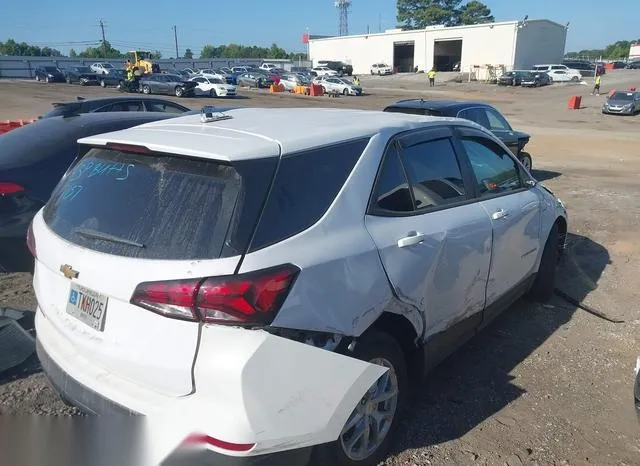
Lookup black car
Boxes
[498,71,527,86]
[34,66,65,83]
[626,61,640,69]
[236,72,274,88]
[39,96,191,119]
[97,69,126,88]
[383,99,533,170]
[62,66,99,85]
[0,111,184,273]
[521,71,551,87]
[139,73,198,97]
[562,60,604,77]
[318,60,353,76]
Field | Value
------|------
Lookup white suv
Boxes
[370,63,393,75]
[32,107,567,466]
[90,62,115,75]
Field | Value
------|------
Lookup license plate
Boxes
[66,284,108,331]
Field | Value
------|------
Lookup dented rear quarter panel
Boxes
[238,131,421,337]
[159,327,388,458]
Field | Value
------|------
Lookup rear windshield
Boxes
[43,148,275,260]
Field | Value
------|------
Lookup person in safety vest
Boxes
[591,74,602,96]
[427,68,436,87]
[353,75,360,86]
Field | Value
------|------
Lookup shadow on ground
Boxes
[390,232,609,454]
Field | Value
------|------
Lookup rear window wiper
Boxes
[73,228,145,248]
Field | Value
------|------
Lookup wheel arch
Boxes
[554,215,568,256]
[368,311,425,383]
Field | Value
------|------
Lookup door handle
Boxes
[397,231,426,248]
[491,209,509,220]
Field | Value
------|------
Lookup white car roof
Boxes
[78,108,452,162]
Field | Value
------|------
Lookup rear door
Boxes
[365,127,493,338]
[454,126,541,316]
[33,144,279,395]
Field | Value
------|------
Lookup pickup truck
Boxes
[317,60,353,76]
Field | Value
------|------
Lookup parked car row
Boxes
[496,64,583,88]
[498,70,551,87]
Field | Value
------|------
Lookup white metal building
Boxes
[629,44,640,60]
[308,19,567,75]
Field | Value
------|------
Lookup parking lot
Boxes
[1,70,639,465]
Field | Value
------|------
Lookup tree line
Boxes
[397,0,494,29]
[0,39,62,57]
[0,38,305,60]
[565,40,639,60]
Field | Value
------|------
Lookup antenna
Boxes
[335,0,352,36]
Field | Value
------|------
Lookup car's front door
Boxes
[365,126,494,340]
[455,127,541,320]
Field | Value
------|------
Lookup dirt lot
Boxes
[1,71,639,465]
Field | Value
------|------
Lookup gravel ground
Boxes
[1,71,639,465]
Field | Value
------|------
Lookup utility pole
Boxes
[99,20,107,58]
[379,13,382,33]
[172,25,179,59]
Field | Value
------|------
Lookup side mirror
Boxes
[525,179,536,188]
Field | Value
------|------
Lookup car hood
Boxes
[606,99,633,107]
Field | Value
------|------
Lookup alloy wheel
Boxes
[339,358,399,461]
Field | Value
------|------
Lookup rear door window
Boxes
[249,138,370,251]
[43,148,274,260]
[398,137,467,210]
[371,144,414,213]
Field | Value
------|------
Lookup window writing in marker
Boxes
[69,161,135,182]
[61,185,83,202]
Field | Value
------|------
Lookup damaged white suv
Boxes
[31,107,567,466]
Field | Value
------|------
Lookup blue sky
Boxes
[1,0,638,57]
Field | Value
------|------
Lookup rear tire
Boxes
[45,76,50,84]
[175,86,184,97]
[311,330,408,466]
[343,88,349,96]
[518,152,532,171]
[35,75,40,82]
[142,85,151,95]
[210,88,217,97]
[100,79,106,88]
[66,77,72,84]
[527,223,560,302]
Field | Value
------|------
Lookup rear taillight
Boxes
[130,264,299,325]
[26,221,36,258]
[0,182,24,196]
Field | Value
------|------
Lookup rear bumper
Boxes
[37,337,312,465]
[162,447,312,466]
[36,337,137,415]
[34,305,385,460]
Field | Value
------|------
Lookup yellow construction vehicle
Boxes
[127,51,160,76]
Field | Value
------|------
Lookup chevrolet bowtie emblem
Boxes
[60,264,79,279]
